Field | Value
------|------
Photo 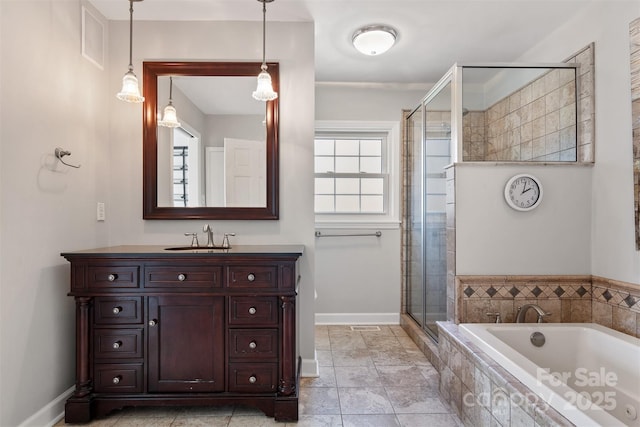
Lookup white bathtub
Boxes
[459,323,640,427]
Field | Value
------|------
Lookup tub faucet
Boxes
[516,304,551,323]
[203,224,215,247]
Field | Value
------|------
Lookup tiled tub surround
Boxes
[457,275,640,339]
[437,322,575,427]
[462,43,595,163]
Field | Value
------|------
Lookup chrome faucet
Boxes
[516,304,551,323]
[203,224,215,247]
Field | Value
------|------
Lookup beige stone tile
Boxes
[286,414,343,427]
[593,300,613,327]
[338,387,394,415]
[299,387,341,415]
[342,414,400,427]
[111,417,174,427]
[335,365,382,387]
[612,306,636,336]
[301,366,337,388]
[396,413,459,427]
[386,387,449,414]
[316,349,334,367]
[170,416,231,426]
[376,365,433,388]
[329,334,368,351]
[227,415,281,427]
[332,349,375,367]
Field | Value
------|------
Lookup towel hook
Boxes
[55,147,81,168]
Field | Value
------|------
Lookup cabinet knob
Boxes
[112,306,122,314]
[112,376,121,384]
[248,307,257,315]
[107,274,117,282]
[249,341,257,349]
[248,375,257,384]
[177,273,186,281]
[149,319,157,326]
[113,341,122,349]
[247,273,255,282]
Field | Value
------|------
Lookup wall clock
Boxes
[504,174,543,211]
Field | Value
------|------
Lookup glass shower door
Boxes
[405,80,452,340]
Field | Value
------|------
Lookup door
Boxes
[148,296,224,392]
[224,138,266,207]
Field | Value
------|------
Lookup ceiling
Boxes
[90,0,594,84]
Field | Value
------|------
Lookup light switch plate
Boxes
[97,202,105,221]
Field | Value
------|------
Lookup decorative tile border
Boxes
[457,275,640,338]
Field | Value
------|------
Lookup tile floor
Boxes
[56,325,461,427]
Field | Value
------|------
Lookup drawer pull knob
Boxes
[107,274,117,282]
[112,306,122,314]
[113,341,122,349]
[248,307,257,315]
[247,273,256,282]
[177,273,186,281]
[249,341,257,349]
[248,375,257,384]
[112,376,121,384]
[149,319,157,326]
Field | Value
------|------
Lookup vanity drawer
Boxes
[145,266,222,288]
[94,328,143,359]
[94,297,143,325]
[228,363,277,393]
[227,266,277,289]
[229,329,278,360]
[229,297,278,325]
[94,363,143,393]
[88,265,139,289]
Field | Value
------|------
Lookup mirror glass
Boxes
[462,66,577,162]
[143,62,279,220]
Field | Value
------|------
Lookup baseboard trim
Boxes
[18,385,73,427]
[315,313,400,325]
[300,356,319,378]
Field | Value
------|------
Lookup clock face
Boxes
[504,174,542,211]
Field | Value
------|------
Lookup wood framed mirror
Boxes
[142,61,279,220]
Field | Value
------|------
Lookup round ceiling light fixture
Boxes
[352,25,398,56]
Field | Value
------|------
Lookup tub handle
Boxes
[486,312,501,323]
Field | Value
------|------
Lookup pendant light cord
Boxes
[261,0,267,68]
[127,0,134,72]
[169,77,173,102]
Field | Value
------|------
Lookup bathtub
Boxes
[459,323,640,427]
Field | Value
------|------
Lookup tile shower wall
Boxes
[457,275,640,338]
[462,44,595,163]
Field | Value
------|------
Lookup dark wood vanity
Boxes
[62,245,303,423]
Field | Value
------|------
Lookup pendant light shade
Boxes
[158,77,181,128]
[252,0,277,102]
[117,0,144,103]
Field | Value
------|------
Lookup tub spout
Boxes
[516,304,551,323]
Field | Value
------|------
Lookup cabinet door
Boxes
[148,296,224,392]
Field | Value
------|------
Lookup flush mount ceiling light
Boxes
[352,25,398,56]
[158,77,181,128]
[252,0,278,102]
[116,0,144,103]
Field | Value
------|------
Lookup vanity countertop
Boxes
[61,244,304,259]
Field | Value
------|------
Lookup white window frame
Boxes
[314,120,400,229]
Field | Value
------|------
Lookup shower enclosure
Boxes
[403,63,579,340]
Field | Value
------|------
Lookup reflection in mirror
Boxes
[461,66,578,162]
[143,62,279,220]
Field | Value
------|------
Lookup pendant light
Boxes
[252,0,278,102]
[158,77,181,128]
[116,0,144,103]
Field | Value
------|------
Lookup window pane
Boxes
[335,157,359,173]
[360,157,381,173]
[315,139,334,156]
[315,178,334,194]
[315,195,335,212]
[315,156,334,173]
[360,139,382,156]
[335,139,359,155]
[361,195,384,212]
[335,178,359,194]
[426,156,450,173]
[361,178,384,194]
[335,195,360,212]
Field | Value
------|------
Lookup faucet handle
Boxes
[184,232,199,247]
[222,233,235,248]
[486,312,501,323]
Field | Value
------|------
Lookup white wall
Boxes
[107,20,317,372]
[314,84,426,323]
[0,1,111,425]
[514,2,640,284]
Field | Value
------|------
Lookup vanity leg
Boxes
[65,297,93,423]
[279,295,296,396]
